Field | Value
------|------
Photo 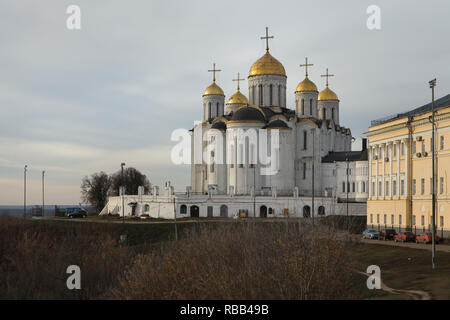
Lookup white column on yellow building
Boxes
[403,138,409,197]
[396,140,401,198]
[368,146,372,198]
[375,144,379,199]
[381,142,386,199]
[389,141,393,199]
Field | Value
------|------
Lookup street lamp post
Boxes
[429,78,437,269]
[24,165,27,218]
[42,170,45,217]
[121,162,126,223]
[345,137,356,231]
[311,128,315,225]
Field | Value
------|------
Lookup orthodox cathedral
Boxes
[101,28,368,219]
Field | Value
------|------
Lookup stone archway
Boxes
[190,205,199,218]
[303,205,311,218]
[260,205,267,218]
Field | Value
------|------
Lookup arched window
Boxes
[332,108,335,121]
[216,102,219,117]
[269,84,273,106]
[318,206,325,215]
[208,102,212,119]
[144,204,150,212]
[310,99,313,115]
[323,108,326,119]
[180,205,187,214]
[303,206,311,218]
[301,99,305,115]
[252,86,255,103]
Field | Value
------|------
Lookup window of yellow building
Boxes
[421,179,425,195]
[440,177,444,194]
[440,136,444,150]
[412,179,416,195]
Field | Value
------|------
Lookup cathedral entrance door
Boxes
[220,205,228,217]
[190,205,199,218]
[260,205,267,218]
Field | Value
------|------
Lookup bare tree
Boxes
[109,167,150,196]
[81,172,111,212]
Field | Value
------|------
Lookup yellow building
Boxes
[365,94,450,237]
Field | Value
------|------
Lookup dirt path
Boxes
[357,271,432,300]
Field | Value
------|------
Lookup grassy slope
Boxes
[28,218,450,299]
[349,243,450,300]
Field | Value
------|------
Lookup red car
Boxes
[415,232,440,244]
[394,231,416,242]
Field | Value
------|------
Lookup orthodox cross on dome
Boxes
[260,27,274,52]
[208,63,221,82]
[232,72,245,91]
[321,68,335,87]
[300,57,314,77]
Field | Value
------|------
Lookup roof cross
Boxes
[232,72,245,91]
[208,63,221,82]
[321,68,335,87]
[260,27,274,52]
[300,57,314,77]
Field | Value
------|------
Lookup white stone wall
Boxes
[202,94,224,120]
[295,91,318,118]
[248,75,286,108]
[101,193,366,219]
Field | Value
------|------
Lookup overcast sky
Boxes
[0,0,448,205]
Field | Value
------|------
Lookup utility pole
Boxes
[173,197,178,240]
[24,165,27,218]
[311,128,315,225]
[253,165,256,218]
[121,162,126,223]
[42,170,45,217]
[429,78,437,269]
[346,155,349,231]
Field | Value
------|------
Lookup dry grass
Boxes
[107,221,355,300]
[0,216,131,299]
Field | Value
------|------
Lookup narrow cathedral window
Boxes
[269,84,273,105]
[310,99,313,115]
[332,108,335,121]
[216,102,219,116]
[278,85,281,105]
[342,182,345,192]
[301,99,305,115]
[259,85,263,105]
[303,131,307,150]
[323,109,326,119]
[303,163,306,180]
[208,102,212,119]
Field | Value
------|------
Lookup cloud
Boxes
[0,0,449,204]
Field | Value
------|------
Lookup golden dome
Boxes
[318,86,339,101]
[203,82,224,96]
[249,51,286,77]
[295,76,318,92]
[227,90,248,105]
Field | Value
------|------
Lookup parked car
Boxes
[394,231,416,242]
[362,229,379,239]
[66,208,87,218]
[379,229,397,240]
[415,232,440,244]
